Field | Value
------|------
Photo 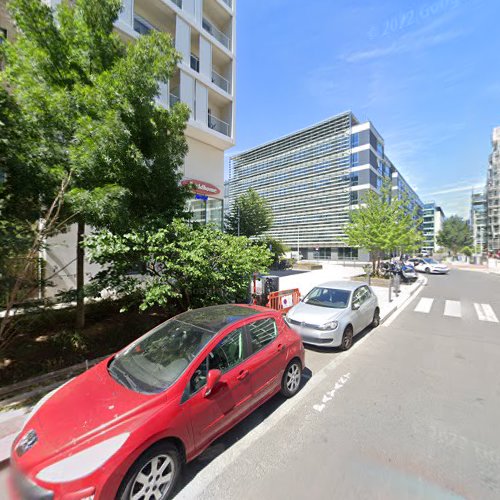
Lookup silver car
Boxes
[285,281,379,350]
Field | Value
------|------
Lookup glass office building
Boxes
[227,111,423,261]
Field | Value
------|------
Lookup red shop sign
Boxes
[181,179,221,196]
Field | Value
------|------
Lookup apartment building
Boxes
[4,0,236,294]
[470,191,488,255]
[487,126,500,253]
[227,111,423,262]
[0,0,15,64]
[421,202,445,255]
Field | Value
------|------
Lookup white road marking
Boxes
[444,300,462,318]
[314,373,351,412]
[474,303,499,323]
[414,297,434,313]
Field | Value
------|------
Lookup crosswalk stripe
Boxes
[414,297,434,313]
[474,303,499,323]
[444,300,462,318]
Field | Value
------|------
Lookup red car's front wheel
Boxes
[117,442,182,500]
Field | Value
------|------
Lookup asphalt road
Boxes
[1,269,499,499]
[174,269,500,500]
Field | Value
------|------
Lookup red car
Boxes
[10,304,304,500]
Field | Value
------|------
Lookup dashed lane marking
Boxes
[414,297,434,313]
[474,303,499,323]
[444,300,462,318]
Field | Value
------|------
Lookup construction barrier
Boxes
[266,288,301,313]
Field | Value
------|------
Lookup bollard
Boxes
[388,274,392,302]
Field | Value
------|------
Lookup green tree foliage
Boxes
[345,182,423,272]
[1,0,191,329]
[461,246,473,257]
[225,189,274,237]
[257,236,290,269]
[437,216,473,256]
[85,220,273,312]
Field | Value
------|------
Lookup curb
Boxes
[380,277,427,325]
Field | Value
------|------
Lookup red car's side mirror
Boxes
[204,369,222,397]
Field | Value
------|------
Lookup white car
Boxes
[410,258,449,274]
[285,281,379,350]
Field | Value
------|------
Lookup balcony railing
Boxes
[134,16,156,35]
[202,18,231,50]
[190,54,200,72]
[169,93,180,107]
[211,69,231,93]
[220,0,232,8]
[171,0,182,8]
[208,114,230,137]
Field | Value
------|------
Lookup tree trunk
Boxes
[76,220,85,330]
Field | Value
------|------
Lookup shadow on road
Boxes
[173,367,313,497]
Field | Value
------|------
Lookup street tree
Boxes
[345,183,423,273]
[86,220,273,312]
[437,216,473,257]
[1,0,191,333]
[226,189,274,237]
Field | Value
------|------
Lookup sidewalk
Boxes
[279,263,365,295]
[0,273,425,465]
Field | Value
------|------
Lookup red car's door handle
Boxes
[236,369,249,381]
[277,343,285,352]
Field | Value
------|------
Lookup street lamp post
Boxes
[297,227,300,260]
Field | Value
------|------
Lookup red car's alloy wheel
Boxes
[118,442,181,500]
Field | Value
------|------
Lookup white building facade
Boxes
[42,0,236,294]
[487,127,500,254]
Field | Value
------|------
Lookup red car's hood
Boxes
[15,358,156,469]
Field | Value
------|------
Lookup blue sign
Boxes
[195,194,208,201]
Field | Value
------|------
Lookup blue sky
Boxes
[227,0,500,218]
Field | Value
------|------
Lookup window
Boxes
[210,327,247,373]
[338,247,359,260]
[303,287,351,309]
[248,318,277,353]
[0,28,6,71]
[351,152,359,166]
[350,173,359,187]
[189,326,247,395]
[134,17,153,35]
[351,133,359,148]
[377,142,384,156]
[350,191,359,205]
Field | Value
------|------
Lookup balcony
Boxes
[202,18,231,50]
[211,69,231,93]
[171,0,182,8]
[220,0,232,8]
[208,113,230,137]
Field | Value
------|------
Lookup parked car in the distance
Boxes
[409,258,449,274]
[285,281,379,350]
[9,305,305,500]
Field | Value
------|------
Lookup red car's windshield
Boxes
[109,319,214,394]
